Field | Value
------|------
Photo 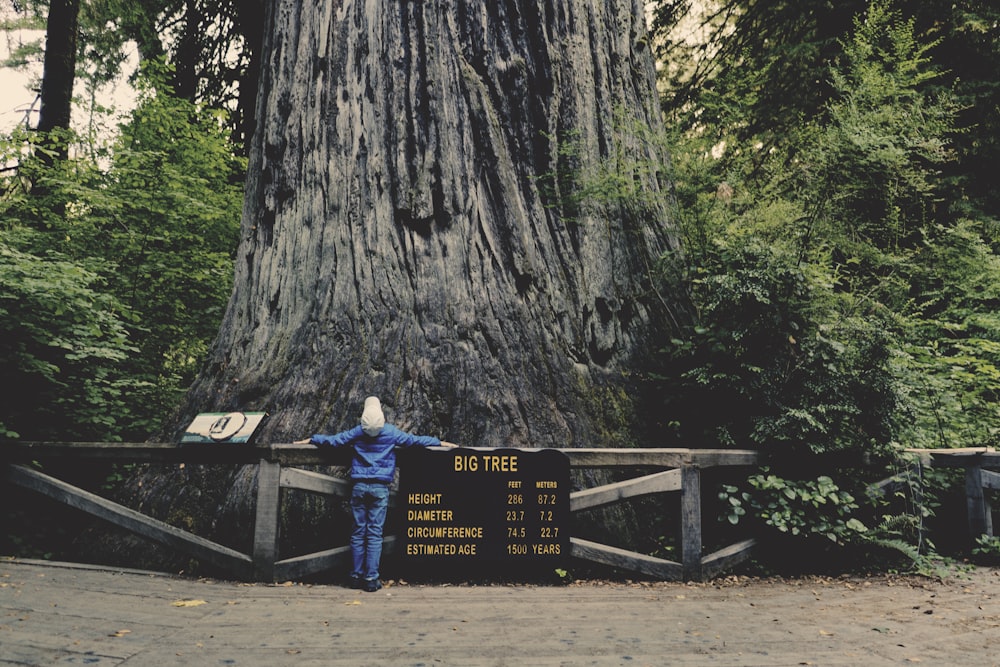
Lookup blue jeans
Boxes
[349,482,390,581]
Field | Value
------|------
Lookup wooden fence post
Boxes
[680,463,702,581]
[965,464,993,542]
[253,459,282,581]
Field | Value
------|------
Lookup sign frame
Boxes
[180,412,268,444]
[397,447,570,578]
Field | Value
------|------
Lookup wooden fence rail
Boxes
[905,448,1000,542]
[3,443,996,582]
[2,442,759,582]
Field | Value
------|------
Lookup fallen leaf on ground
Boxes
[172,599,207,607]
[108,629,130,637]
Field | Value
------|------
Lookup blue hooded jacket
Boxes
[310,424,441,483]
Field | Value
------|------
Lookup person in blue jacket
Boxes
[299,396,456,592]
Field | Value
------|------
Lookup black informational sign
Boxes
[398,448,570,574]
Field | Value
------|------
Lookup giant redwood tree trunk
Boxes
[138,0,687,562]
[185,0,683,441]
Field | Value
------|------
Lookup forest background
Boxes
[2,0,999,572]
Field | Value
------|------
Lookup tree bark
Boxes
[182,0,684,445]
[36,0,80,162]
[171,1,203,101]
[131,0,688,564]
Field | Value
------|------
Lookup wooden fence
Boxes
[2,443,996,582]
[2,442,760,582]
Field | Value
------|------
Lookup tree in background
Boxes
[34,0,79,163]
[86,0,264,147]
[651,0,1000,223]
[3,0,263,149]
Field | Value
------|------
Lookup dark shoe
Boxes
[348,576,363,589]
[363,578,382,593]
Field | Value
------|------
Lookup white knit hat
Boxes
[360,396,385,436]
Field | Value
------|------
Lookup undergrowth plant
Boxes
[719,472,868,544]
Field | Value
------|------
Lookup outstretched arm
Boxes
[294,426,363,447]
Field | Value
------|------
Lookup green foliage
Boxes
[863,514,925,562]
[859,462,943,571]
[971,534,1000,565]
[719,472,868,544]
[654,0,1000,456]
[889,220,1000,449]
[650,0,1000,566]
[652,0,1000,221]
[92,62,245,422]
[795,4,956,255]
[0,61,243,440]
[658,234,902,454]
[717,464,944,572]
[0,232,139,440]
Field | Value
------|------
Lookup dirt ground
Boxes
[1,558,999,666]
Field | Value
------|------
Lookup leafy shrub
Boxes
[971,534,1000,565]
[719,472,868,544]
[0,233,139,440]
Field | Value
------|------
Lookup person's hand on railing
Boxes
[293,438,311,444]
[439,441,459,448]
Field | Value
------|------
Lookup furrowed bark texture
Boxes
[181,0,683,449]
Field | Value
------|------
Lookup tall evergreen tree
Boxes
[651,0,1000,221]
[35,0,80,163]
